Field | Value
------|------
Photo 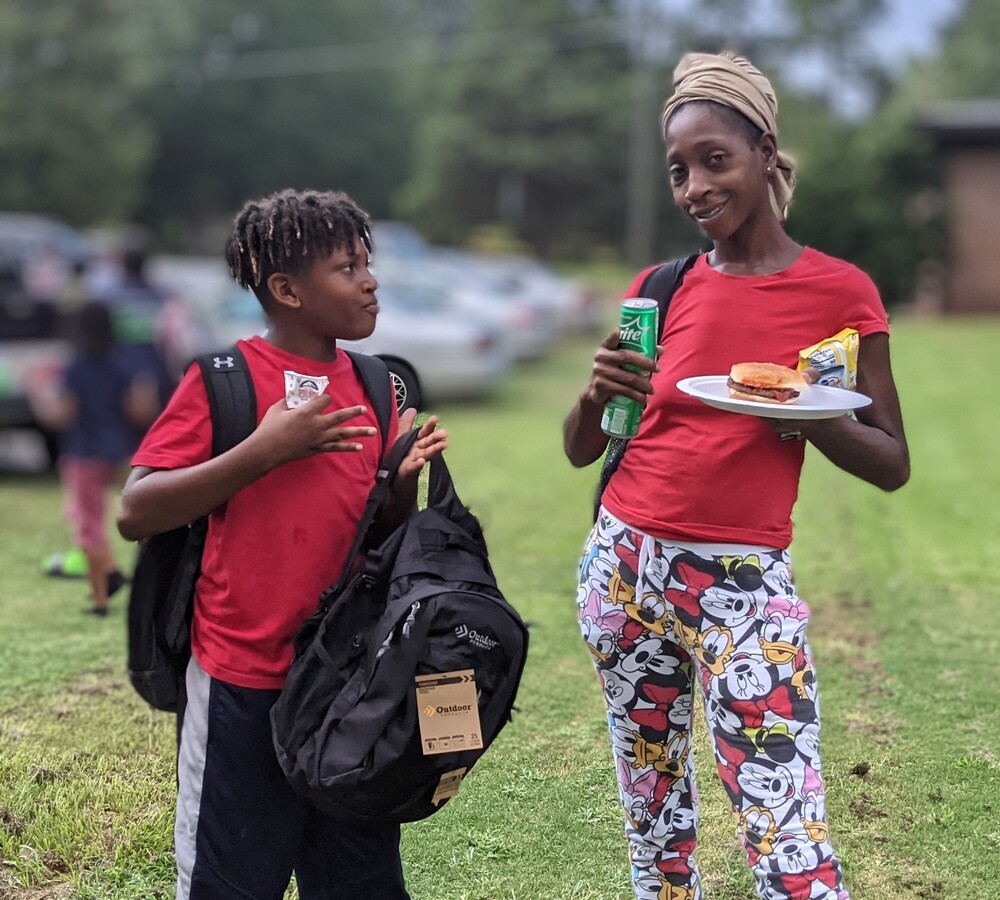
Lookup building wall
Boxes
[944,148,1000,313]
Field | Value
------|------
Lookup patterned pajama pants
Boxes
[578,510,849,900]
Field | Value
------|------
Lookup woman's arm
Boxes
[786,332,910,491]
[117,394,381,540]
[563,327,660,467]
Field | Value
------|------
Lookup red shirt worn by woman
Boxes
[603,248,888,549]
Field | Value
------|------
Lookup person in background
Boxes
[27,300,161,614]
[116,188,446,900]
[563,51,909,899]
[98,228,175,404]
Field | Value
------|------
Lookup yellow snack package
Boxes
[797,328,859,390]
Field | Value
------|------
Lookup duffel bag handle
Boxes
[318,429,421,610]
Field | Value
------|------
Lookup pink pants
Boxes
[59,458,121,554]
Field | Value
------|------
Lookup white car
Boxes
[372,256,557,363]
[431,248,603,335]
[342,274,511,407]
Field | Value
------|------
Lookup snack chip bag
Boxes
[284,370,330,409]
[797,328,859,391]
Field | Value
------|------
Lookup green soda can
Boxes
[601,298,659,439]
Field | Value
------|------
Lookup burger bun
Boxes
[727,362,808,404]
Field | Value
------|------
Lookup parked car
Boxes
[0,212,94,300]
[342,271,512,406]
[432,248,604,335]
[0,307,69,464]
[372,258,556,363]
[373,219,603,337]
[0,214,96,462]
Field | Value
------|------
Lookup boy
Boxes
[117,188,446,900]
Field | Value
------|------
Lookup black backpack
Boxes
[593,253,699,522]
[270,431,529,824]
[126,346,395,713]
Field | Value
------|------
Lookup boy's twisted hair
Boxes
[225,188,372,302]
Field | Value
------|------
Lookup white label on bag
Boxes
[415,669,484,756]
[430,767,468,806]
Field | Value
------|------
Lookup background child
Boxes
[28,300,160,614]
[117,188,446,900]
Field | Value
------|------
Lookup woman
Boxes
[563,51,909,900]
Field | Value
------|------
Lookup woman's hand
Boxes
[583,327,662,407]
[762,335,909,491]
[563,327,662,467]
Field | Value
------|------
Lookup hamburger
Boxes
[727,362,808,405]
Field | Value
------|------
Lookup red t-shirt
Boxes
[602,248,888,549]
[132,336,398,689]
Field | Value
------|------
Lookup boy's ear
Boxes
[267,272,300,309]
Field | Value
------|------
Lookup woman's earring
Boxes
[766,165,773,174]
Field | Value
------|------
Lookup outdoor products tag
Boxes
[284,370,330,409]
[415,669,484,756]
[430,767,468,807]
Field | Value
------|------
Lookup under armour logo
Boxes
[213,356,235,369]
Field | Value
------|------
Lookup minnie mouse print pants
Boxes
[578,509,849,900]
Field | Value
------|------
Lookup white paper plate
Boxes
[676,375,872,420]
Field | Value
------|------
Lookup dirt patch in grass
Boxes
[0,875,73,900]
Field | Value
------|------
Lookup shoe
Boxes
[107,570,128,598]
[43,547,89,578]
[84,606,108,617]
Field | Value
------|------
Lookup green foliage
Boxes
[396,0,633,258]
[905,0,1000,100]
[0,0,178,224]
[784,101,943,310]
[137,1,415,248]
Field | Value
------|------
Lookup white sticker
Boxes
[284,370,330,409]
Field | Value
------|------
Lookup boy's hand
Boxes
[256,394,378,463]
[396,412,448,479]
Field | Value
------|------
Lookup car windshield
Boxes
[376,278,451,315]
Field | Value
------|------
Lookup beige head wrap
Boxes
[661,51,797,223]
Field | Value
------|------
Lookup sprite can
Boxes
[601,298,659,439]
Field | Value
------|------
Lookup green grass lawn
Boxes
[2,313,998,899]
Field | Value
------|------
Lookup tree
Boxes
[0,0,176,225]
[137,1,414,249]
[393,0,634,258]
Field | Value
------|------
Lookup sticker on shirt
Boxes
[284,371,329,409]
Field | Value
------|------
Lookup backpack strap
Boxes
[637,252,700,339]
[345,350,393,455]
[592,252,699,523]
[195,345,258,457]
[317,428,422,609]
[158,346,256,655]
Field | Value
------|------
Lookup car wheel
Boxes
[378,357,422,413]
